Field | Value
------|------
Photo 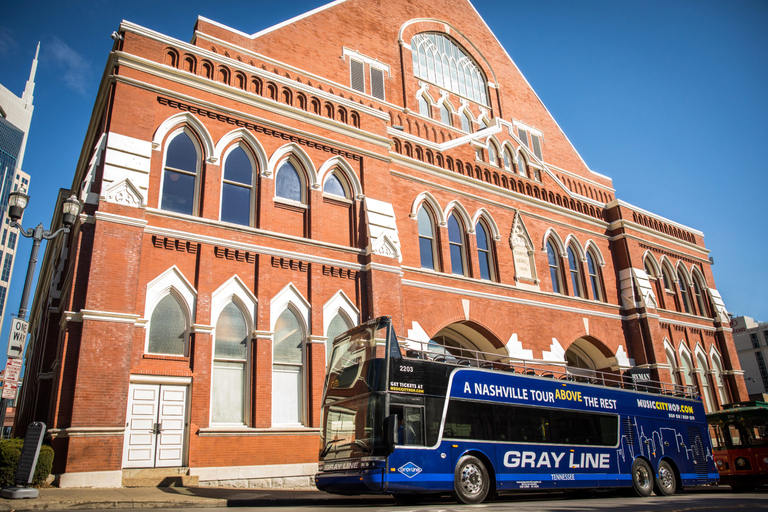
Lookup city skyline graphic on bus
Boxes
[617,418,713,469]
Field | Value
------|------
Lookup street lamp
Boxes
[0,192,81,438]
[8,191,82,319]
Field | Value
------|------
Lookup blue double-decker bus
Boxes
[315,317,718,504]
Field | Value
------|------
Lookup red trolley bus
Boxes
[707,401,768,491]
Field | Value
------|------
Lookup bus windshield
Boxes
[320,318,399,461]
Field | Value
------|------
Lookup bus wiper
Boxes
[321,439,340,457]
[354,438,372,453]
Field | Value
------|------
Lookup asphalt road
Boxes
[102,487,767,512]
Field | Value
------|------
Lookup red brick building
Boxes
[15,0,747,487]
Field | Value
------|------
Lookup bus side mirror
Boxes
[383,414,398,454]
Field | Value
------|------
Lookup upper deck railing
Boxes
[398,337,698,400]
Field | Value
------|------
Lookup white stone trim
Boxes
[56,470,123,489]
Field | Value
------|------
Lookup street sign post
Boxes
[7,318,28,359]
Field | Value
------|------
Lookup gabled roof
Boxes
[192,0,612,186]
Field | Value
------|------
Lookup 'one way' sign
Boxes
[7,318,28,359]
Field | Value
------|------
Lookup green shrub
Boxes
[0,438,54,487]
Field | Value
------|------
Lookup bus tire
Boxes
[654,460,676,496]
[453,455,490,504]
[631,459,653,497]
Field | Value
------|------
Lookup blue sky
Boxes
[0,0,766,361]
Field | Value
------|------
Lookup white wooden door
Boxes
[123,383,187,468]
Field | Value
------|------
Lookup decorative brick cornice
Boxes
[158,96,362,161]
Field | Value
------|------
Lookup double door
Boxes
[122,383,187,468]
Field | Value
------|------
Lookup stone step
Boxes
[121,468,198,487]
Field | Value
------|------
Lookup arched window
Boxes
[460,111,472,133]
[418,205,437,270]
[440,102,452,126]
[326,313,352,364]
[148,294,188,356]
[502,147,512,171]
[517,153,528,178]
[275,160,304,203]
[665,348,682,387]
[711,355,729,405]
[161,129,200,215]
[679,350,695,388]
[323,171,348,198]
[696,352,716,412]
[447,213,466,276]
[211,302,249,424]
[567,246,584,298]
[677,270,692,314]
[221,144,255,226]
[476,220,494,281]
[546,239,563,294]
[586,250,603,301]
[418,95,431,118]
[692,274,709,317]
[272,308,305,425]
[645,259,663,308]
[488,142,498,167]
[410,33,489,106]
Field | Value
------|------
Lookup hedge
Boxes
[0,438,54,487]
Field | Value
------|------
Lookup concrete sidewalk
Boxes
[0,487,393,510]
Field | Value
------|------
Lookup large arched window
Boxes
[546,239,563,294]
[275,160,304,203]
[211,302,249,424]
[148,294,188,356]
[567,245,584,298]
[679,349,695,389]
[645,259,664,308]
[586,250,603,301]
[677,270,692,314]
[418,205,438,270]
[326,313,352,364]
[447,213,466,276]
[410,33,488,106]
[272,308,305,425]
[476,220,494,281]
[220,144,255,226]
[711,354,729,406]
[692,273,709,317]
[161,129,200,215]
[665,347,682,387]
[696,352,716,412]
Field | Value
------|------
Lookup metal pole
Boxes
[17,224,44,321]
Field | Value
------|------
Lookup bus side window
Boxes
[391,405,424,446]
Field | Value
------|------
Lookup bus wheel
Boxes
[631,459,653,497]
[654,460,676,496]
[453,455,490,504]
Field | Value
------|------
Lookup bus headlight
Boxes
[716,460,723,467]
[735,457,747,467]
[763,457,768,464]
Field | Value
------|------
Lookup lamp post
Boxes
[0,191,81,437]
